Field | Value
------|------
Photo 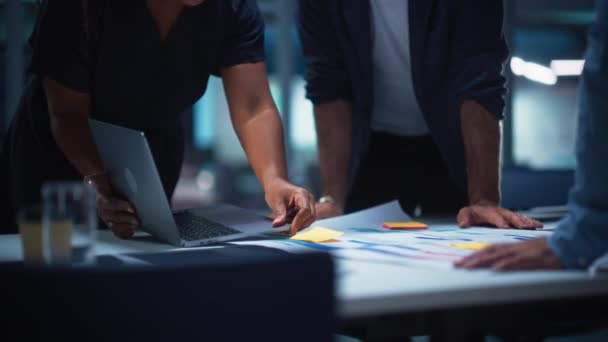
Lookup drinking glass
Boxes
[18,206,44,265]
[42,182,97,266]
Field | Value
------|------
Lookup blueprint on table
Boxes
[231,201,552,270]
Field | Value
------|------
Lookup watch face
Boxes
[319,196,335,204]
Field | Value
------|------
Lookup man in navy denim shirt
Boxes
[457,0,608,270]
[298,0,542,229]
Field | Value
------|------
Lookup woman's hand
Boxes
[85,173,140,239]
[44,78,140,239]
[220,63,315,234]
[264,178,316,235]
[454,237,561,270]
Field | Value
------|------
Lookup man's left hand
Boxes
[457,204,543,229]
[454,237,561,270]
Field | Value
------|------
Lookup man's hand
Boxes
[457,203,543,229]
[264,178,316,235]
[315,202,343,220]
[454,237,561,270]
[458,101,542,229]
[85,173,140,239]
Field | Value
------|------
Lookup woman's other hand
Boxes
[85,173,140,239]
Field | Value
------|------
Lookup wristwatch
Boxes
[83,171,107,186]
[318,195,336,204]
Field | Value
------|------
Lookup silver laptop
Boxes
[89,119,286,247]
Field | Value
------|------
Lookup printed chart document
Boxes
[231,202,608,320]
[231,200,552,270]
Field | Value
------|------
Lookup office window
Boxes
[1,1,38,135]
[506,0,595,170]
[192,76,317,164]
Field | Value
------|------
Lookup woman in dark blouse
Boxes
[2,0,315,237]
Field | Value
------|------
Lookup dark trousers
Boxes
[345,132,468,217]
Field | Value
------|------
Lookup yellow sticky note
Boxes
[450,242,491,251]
[290,227,344,243]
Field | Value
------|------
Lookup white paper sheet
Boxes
[590,253,608,275]
[312,200,411,230]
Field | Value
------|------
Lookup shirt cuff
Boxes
[548,204,608,269]
[548,222,592,269]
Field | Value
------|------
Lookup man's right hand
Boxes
[85,173,140,239]
[315,202,344,220]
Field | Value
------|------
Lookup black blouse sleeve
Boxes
[29,0,91,93]
[218,0,266,70]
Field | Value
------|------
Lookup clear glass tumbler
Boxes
[42,182,97,266]
[18,206,45,265]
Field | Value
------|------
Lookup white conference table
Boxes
[1,229,607,323]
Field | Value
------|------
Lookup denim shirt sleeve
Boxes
[548,0,608,269]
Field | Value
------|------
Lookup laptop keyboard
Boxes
[173,212,241,241]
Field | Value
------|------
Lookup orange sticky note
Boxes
[382,222,428,230]
[450,242,491,251]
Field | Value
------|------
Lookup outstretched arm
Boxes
[448,0,541,229]
[457,101,542,229]
[45,78,139,239]
[221,62,316,233]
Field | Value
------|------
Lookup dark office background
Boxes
[0,0,596,213]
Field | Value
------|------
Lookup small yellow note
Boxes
[450,242,491,251]
[290,227,344,243]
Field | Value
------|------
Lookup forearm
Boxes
[44,77,105,179]
[314,100,352,208]
[460,100,501,205]
[233,106,288,189]
[50,115,105,177]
